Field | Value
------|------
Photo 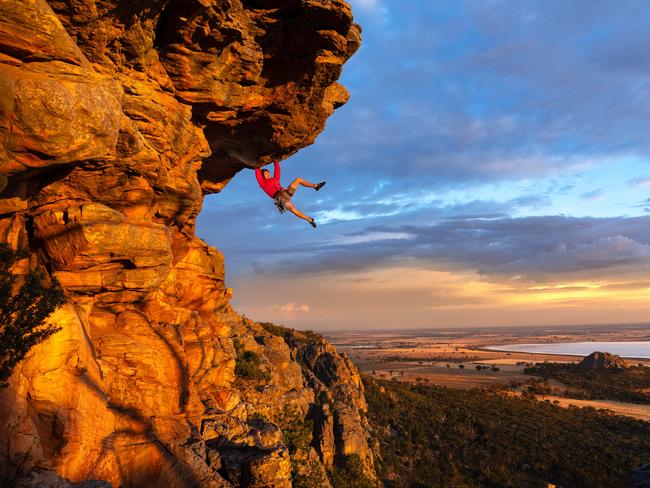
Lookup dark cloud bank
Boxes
[250,215,650,282]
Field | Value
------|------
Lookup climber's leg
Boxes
[283,201,312,222]
[288,177,317,192]
[277,189,317,227]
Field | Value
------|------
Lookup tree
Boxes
[329,454,375,488]
[275,404,313,455]
[0,244,66,387]
[233,338,271,382]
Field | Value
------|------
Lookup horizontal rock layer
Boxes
[0,0,373,487]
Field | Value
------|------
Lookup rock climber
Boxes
[255,161,325,228]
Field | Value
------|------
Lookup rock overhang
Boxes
[4,0,363,196]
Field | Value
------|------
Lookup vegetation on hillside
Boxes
[233,339,270,382]
[0,244,66,387]
[260,322,324,348]
[329,454,376,488]
[525,362,650,404]
[275,404,314,455]
[365,377,650,488]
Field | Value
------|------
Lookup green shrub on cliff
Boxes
[260,321,292,339]
[273,404,325,488]
[329,454,375,488]
[233,339,270,382]
[275,404,313,454]
[260,321,324,349]
[0,245,66,387]
[293,458,327,488]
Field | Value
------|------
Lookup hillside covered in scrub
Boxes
[365,377,650,488]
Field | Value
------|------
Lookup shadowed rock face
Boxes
[0,1,372,486]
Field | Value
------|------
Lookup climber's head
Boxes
[261,168,271,179]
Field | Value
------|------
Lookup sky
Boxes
[197,0,650,331]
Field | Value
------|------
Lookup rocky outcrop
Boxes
[0,0,372,486]
[225,322,375,485]
[579,351,627,370]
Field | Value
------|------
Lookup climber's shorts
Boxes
[275,187,295,208]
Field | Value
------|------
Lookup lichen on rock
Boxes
[0,0,373,486]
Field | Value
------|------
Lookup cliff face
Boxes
[0,1,372,486]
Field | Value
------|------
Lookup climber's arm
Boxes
[273,161,280,180]
[255,167,264,186]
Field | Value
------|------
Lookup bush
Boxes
[0,245,65,387]
[329,454,375,488]
[275,404,313,455]
[260,321,291,339]
[293,459,326,488]
[233,339,270,382]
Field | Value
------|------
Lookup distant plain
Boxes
[324,324,650,421]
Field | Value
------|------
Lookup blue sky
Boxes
[197,0,650,330]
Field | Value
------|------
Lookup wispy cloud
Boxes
[580,188,605,201]
[329,231,414,245]
[628,177,650,188]
[268,302,311,313]
[348,0,386,14]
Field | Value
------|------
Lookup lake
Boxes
[485,341,650,359]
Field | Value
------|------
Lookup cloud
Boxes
[491,235,650,276]
[293,0,650,200]
[632,198,650,213]
[231,262,650,330]
[629,177,650,188]
[268,302,311,313]
[329,231,414,245]
[194,0,650,330]
[250,215,650,282]
[580,189,605,201]
[348,0,388,15]
[348,0,385,12]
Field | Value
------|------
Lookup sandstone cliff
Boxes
[0,0,373,486]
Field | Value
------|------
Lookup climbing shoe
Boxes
[308,218,317,228]
[314,181,326,191]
